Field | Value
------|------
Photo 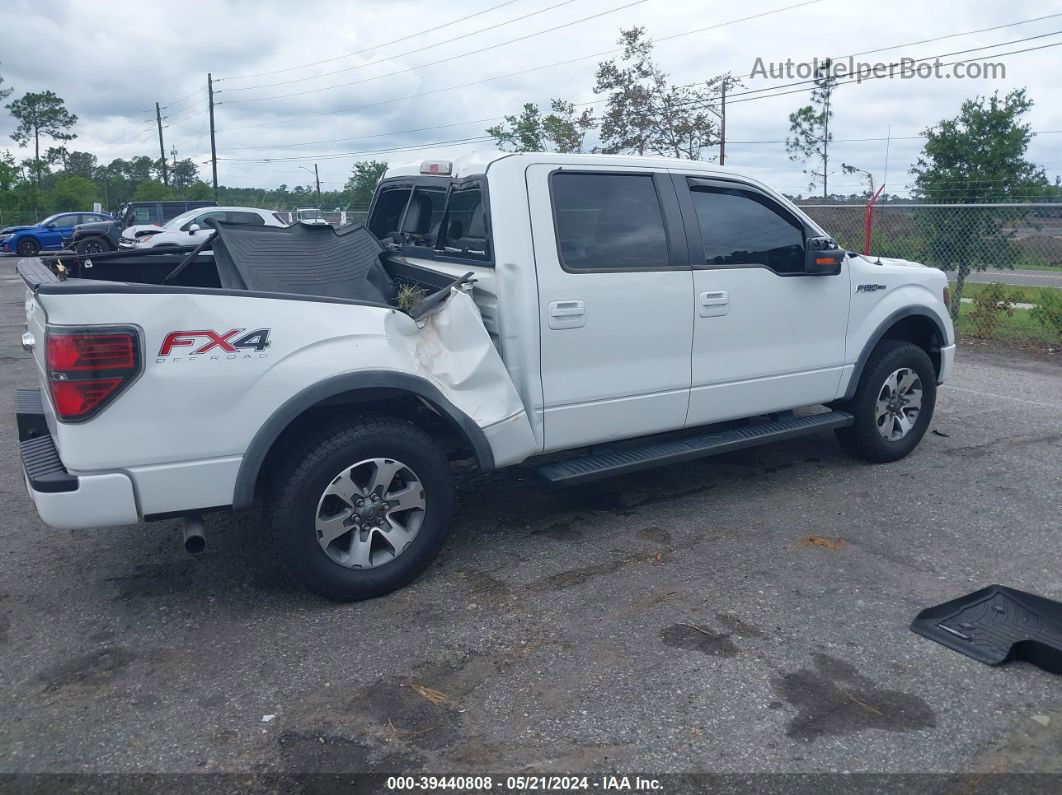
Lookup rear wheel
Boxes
[267,416,454,601]
[75,236,112,256]
[835,340,937,463]
[16,237,40,257]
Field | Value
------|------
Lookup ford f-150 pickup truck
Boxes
[15,151,955,601]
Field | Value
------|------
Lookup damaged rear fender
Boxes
[233,289,537,508]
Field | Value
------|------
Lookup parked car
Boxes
[15,151,955,602]
[120,206,288,249]
[1,212,112,256]
[116,200,218,229]
[67,201,223,256]
[291,207,330,225]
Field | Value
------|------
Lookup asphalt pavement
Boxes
[965,269,1062,289]
[1,266,1060,780]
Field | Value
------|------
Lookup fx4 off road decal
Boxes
[156,328,271,363]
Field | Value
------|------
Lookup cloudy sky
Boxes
[2,0,1061,200]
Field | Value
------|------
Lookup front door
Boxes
[527,165,694,451]
[674,175,851,427]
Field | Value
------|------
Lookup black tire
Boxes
[267,416,454,601]
[834,340,937,463]
[75,236,112,256]
[16,237,40,257]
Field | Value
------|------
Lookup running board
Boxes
[535,410,853,486]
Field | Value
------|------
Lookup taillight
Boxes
[46,326,141,421]
[943,286,951,308]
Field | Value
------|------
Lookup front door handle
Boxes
[698,290,729,318]
[548,299,586,329]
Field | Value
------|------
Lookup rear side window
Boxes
[368,187,411,239]
[184,210,226,230]
[130,205,157,224]
[439,185,488,260]
[162,204,187,221]
[689,184,804,274]
[225,211,265,225]
[551,173,668,271]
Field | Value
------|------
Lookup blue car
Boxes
[0,211,113,256]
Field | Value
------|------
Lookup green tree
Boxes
[6,90,78,187]
[49,175,100,211]
[910,89,1048,318]
[133,179,175,201]
[0,67,12,103]
[64,150,97,180]
[786,59,838,198]
[185,180,214,200]
[171,158,200,192]
[487,99,595,153]
[594,27,722,159]
[344,160,388,207]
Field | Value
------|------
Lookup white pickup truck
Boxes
[16,152,955,600]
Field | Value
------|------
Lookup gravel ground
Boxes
[0,267,1060,780]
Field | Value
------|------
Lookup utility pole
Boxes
[155,102,169,186]
[314,163,322,206]
[719,78,727,166]
[208,73,218,200]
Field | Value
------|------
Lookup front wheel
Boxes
[835,340,937,463]
[75,236,112,256]
[16,237,40,257]
[267,416,455,601]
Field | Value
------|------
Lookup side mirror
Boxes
[188,224,200,234]
[45,223,56,229]
[805,236,844,275]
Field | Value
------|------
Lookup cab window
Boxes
[551,172,669,271]
[438,184,489,260]
[399,186,446,247]
[368,186,411,240]
[688,183,804,274]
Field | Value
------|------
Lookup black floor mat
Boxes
[911,585,1062,675]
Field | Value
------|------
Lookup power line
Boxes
[220,0,581,94]
[217,0,523,81]
[216,23,1059,143]
[213,135,497,164]
[219,0,647,105]
[212,11,1062,154]
[214,0,822,131]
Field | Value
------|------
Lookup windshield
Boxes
[163,208,206,229]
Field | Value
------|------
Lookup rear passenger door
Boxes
[674,176,851,426]
[527,165,694,451]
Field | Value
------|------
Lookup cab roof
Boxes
[384,150,764,184]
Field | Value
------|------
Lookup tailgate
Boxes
[19,260,52,384]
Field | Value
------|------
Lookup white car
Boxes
[120,206,288,249]
[291,207,330,226]
[17,151,954,601]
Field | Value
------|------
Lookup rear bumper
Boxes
[16,388,139,530]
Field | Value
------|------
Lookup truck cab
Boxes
[368,152,953,453]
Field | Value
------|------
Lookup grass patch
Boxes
[953,301,1058,348]
[950,281,1062,305]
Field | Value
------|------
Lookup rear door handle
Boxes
[548,299,586,329]
[698,290,729,317]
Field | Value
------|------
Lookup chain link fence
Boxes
[798,202,1062,349]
